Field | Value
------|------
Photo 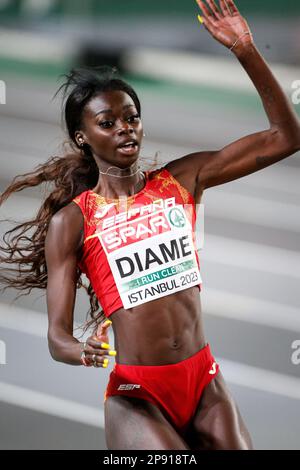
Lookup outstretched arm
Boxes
[166,0,300,192]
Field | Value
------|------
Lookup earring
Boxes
[143,133,146,137]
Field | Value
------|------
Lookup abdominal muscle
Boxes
[110,286,207,366]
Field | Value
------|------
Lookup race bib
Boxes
[96,197,202,309]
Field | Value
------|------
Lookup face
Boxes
[75,90,143,168]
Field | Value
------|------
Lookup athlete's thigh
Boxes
[185,370,254,450]
[104,395,191,450]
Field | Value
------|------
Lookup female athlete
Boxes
[0,0,299,450]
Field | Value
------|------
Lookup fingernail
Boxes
[103,358,109,364]
[108,350,117,356]
[101,342,111,349]
[103,320,112,327]
[197,14,204,24]
[103,363,108,368]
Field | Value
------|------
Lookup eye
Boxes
[128,114,140,122]
[99,121,114,128]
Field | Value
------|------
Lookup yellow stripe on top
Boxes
[84,232,100,244]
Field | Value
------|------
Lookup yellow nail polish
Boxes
[197,14,204,24]
[103,363,108,368]
[101,342,111,349]
[108,350,117,356]
[103,358,109,364]
[104,320,112,326]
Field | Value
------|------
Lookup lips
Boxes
[117,142,139,156]
[117,139,138,149]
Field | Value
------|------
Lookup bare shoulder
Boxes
[164,151,215,205]
[46,201,84,253]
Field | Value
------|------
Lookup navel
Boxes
[171,339,181,350]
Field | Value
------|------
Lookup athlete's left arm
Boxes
[167,1,300,191]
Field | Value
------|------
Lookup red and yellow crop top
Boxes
[72,167,202,318]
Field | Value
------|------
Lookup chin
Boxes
[116,154,140,168]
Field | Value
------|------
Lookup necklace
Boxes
[99,160,141,178]
[92,170,146,197]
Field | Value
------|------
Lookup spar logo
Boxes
[100,210,172,254]
[168,208,186,228]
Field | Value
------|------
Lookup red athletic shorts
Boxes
[104,343,220,434]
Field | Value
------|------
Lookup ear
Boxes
[74,131,86,148]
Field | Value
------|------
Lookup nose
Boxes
[117,120,134,135]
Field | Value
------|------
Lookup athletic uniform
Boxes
[73,166,219,433]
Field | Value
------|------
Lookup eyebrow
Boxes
[94,104,135,117]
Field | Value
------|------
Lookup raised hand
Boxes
[196,0,254,53]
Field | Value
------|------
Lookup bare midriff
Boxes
[110,286,206,366]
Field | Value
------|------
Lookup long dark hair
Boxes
[0,65,159,337]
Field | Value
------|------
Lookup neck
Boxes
[91,159,146,198]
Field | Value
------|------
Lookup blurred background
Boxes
[0,0,300,450]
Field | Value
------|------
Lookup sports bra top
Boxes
[72,166,202,318]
